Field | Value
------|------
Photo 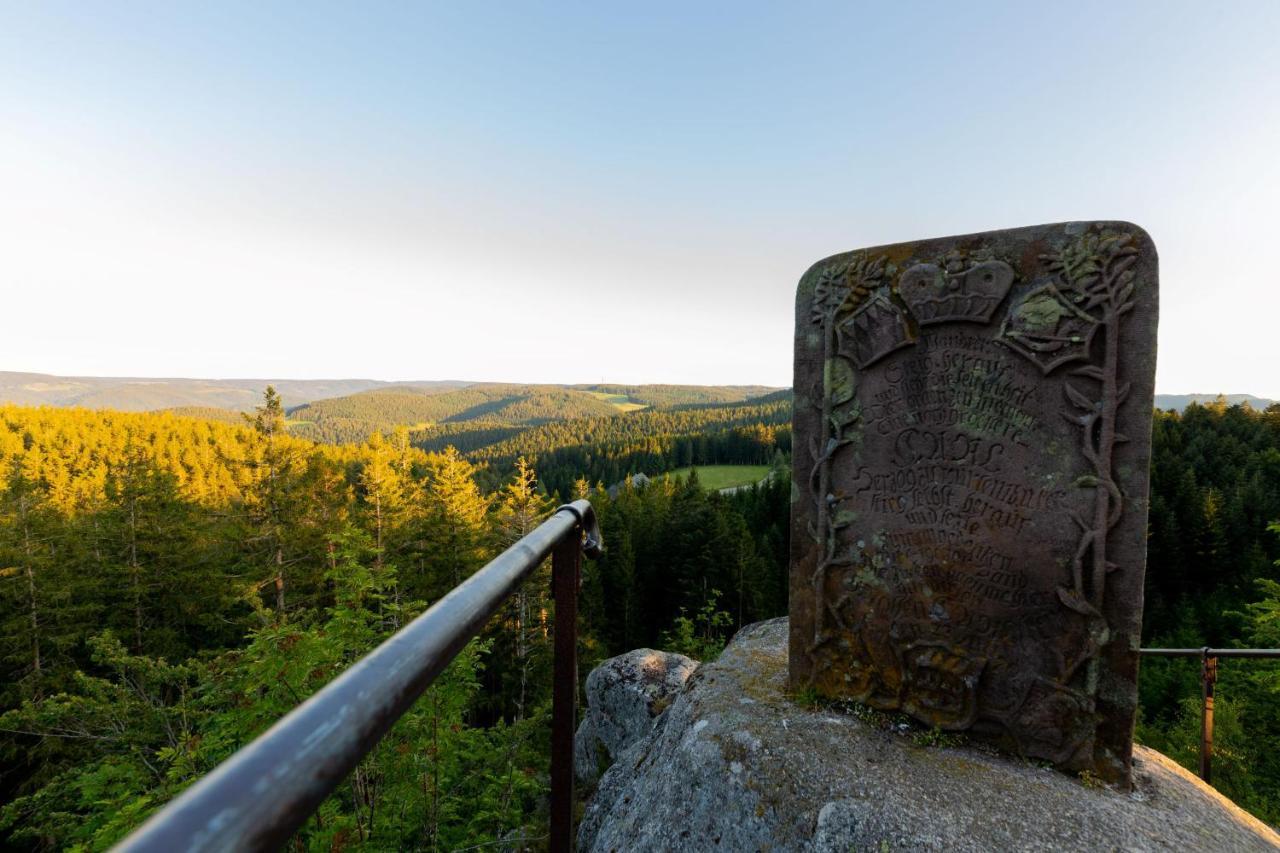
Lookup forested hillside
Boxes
[285,384,793,497]
[0,395,1278,848]
[157,405,254,424]
[0,395,789,850]
[462,394,792,496]
[287,384,626,444]
[285,382,786,448]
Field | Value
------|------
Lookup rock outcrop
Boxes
[579,618,1280,852]
[574,647,699,786]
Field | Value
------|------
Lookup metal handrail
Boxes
[115,500,602,853]
[1139,646,1280,784]
[1141,648,1280,658]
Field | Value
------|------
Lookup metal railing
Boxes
[1140,647,1280,784]
[115,500,602,853]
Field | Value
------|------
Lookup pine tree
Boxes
[98,445,231,657]
[0,465,51,698]
[358,432,409,568]
[412,448,489,600]
[238,386,308,615]
[494,457,554,721]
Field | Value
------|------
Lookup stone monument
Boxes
[789,222,1158,783]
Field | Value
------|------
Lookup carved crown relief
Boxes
[899,259,1015,326]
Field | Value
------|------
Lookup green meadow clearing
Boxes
[584,390,648,412]
[662,464,771,491]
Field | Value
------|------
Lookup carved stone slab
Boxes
[789,222,1158,783]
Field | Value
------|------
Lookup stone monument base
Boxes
[580,619,1279,852]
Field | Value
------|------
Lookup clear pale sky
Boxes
[2,2,1278,394]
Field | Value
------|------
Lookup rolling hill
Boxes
[1153,393,1277,412]
[0,372,784,417]
[285,383,789,445]
[0,372,791,456]
[286,384,629,444]
[157,406,253,424]
[572,384,778,408]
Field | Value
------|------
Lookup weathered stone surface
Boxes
[580,619,1280,852]
[573,648,698,785]
[790,222,1159,782]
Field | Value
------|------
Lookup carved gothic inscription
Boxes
[789,223,1158,784]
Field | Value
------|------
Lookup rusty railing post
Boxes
[1140,647,1280,787]
[1200,648,1218,783]
[550,523,582,852]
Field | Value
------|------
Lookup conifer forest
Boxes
[0,391,1278,848]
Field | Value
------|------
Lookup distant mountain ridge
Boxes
[0,372,783,422]
[1154,393,1277,412]
[0,371,469,411]
[6,372,1270,417]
